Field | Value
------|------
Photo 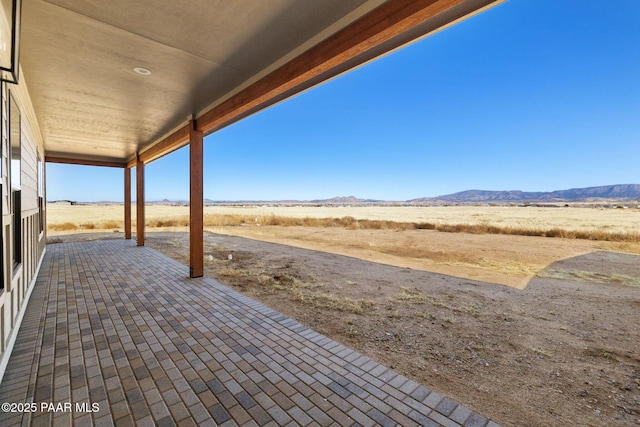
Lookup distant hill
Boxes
[417,184,640,203]
[310,196,382,204]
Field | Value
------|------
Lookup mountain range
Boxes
[297,184,640,204]
[138,184,640,205]
[419,184,640,203]
[303,184,640,204]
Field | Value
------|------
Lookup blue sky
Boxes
[46,0,640,202]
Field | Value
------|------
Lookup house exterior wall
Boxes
[0,70,47,381]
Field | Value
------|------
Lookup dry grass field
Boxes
[47,204,640,288]
[47,204,640,426]
[47,203,640,235]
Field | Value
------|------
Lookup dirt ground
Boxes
[52,229,640,426]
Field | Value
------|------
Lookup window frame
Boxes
[8,90,20,270]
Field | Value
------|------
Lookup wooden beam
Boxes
[136,156,145,246]
[137,124,190,165]
[195,0,503,136]
[126,158,137,169]
[189,120,204,278]
[45,156,126,168]
[124,167,132,240]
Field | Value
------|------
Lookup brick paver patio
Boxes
[0,240,500,426]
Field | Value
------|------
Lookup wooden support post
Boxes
[124,167,132,239]
[136,156,145,246]
[189,120,204,278]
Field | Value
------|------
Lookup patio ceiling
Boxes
[22,0,503,167]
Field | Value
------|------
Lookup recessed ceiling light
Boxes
[133,67,151,76]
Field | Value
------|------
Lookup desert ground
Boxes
[47,205,640,426]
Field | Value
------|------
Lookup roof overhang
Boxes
[22,0,504,167]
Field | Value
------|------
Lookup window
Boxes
[38,156,43,233]
[9,92,20,268]
[10,93,20,187]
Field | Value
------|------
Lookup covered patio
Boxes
[0,1,508,425]
[25,0,504,279]
[0,240,498,426]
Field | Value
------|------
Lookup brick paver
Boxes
[0,240,500,426]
